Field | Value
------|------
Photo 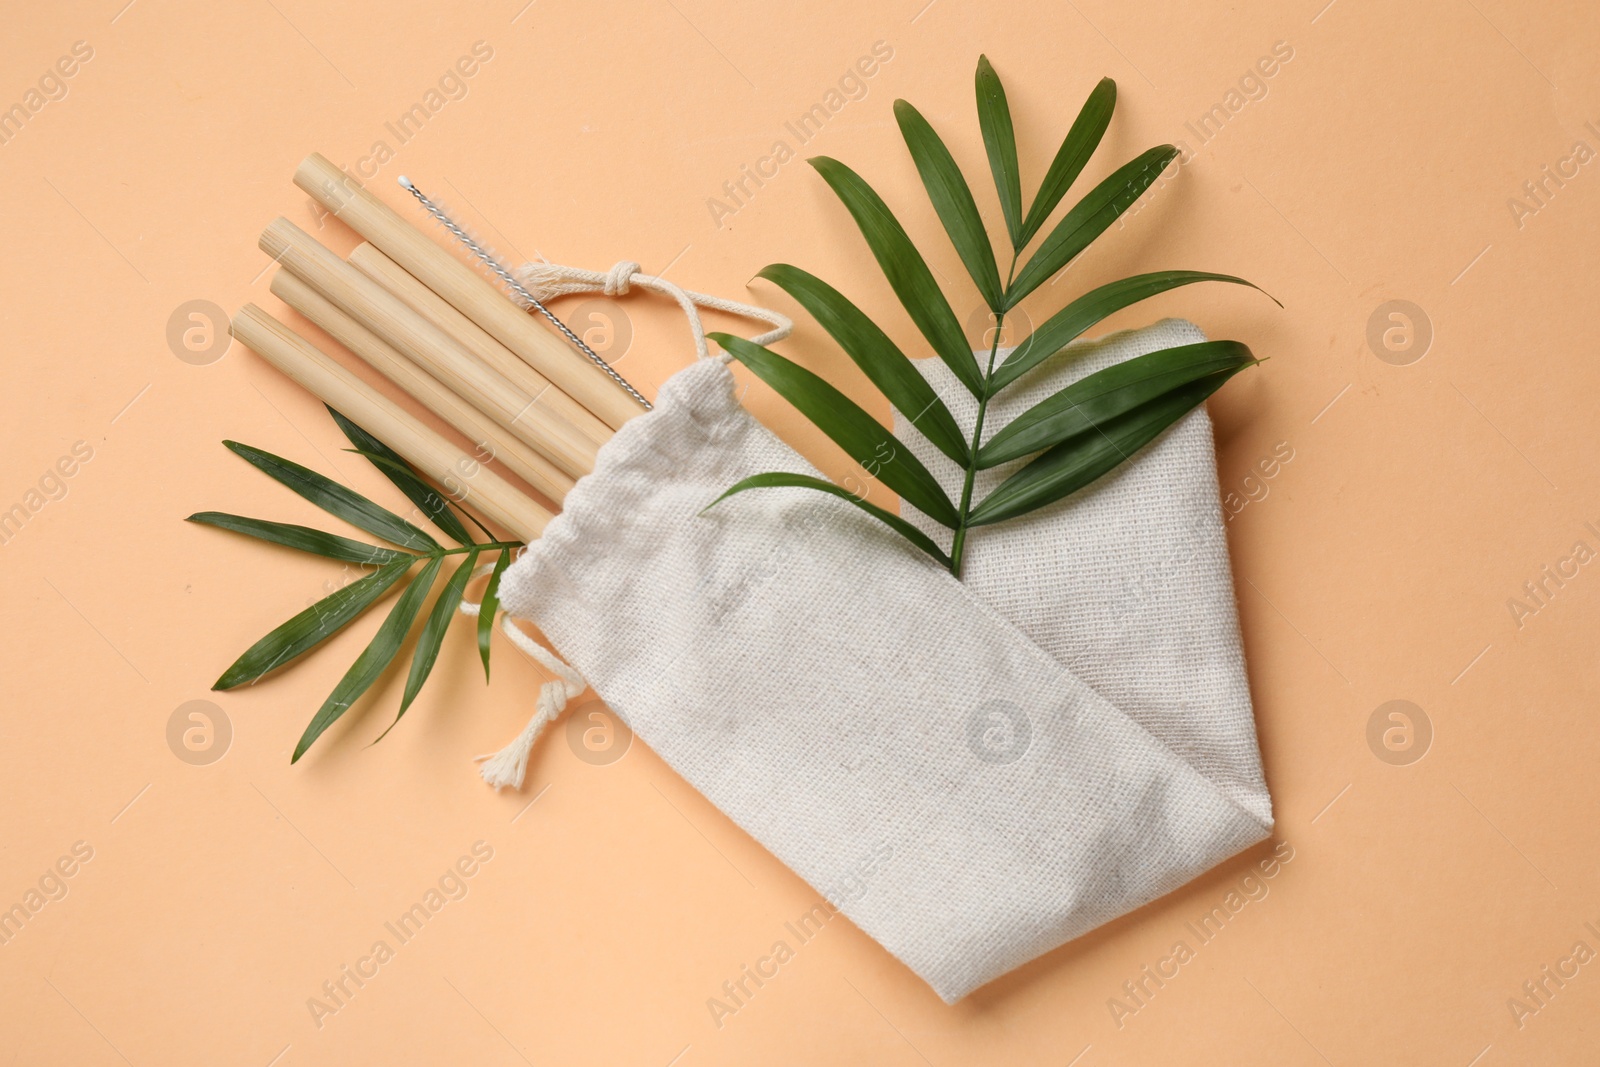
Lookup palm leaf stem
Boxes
[948,255,1019,576]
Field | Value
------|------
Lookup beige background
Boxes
[3,0,1598,1062]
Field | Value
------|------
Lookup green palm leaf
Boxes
[714,332,960,527]
[968,367,1248,526]
[975,55,1023,248]
[991,271,1272,392]
[292,557,441,762]
[755,264,968,465]
[225,441,439,552]
[328,407,474,545]
[705,472,950,567]
[213,557,413,690]
[378,549,480,740]
[187,512,406,566]
[1018,77,1117,247]
[1007,144,1179,307]
[980,340,1259,467]
[477,548,510,681]
[808,156,982,396]
[895,99,1004,310]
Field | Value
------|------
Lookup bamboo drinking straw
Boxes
[231,305,552,542]
[345,242,610,454]
[294,153,641,431]
[261,217,599,480]
[269,269,578,503]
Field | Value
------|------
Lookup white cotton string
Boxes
[514,259,792,362]
[457,557,586,790]
[473,615,587,790]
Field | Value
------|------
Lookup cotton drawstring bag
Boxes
[893,317,1273,828]
[479,268,1271,1002]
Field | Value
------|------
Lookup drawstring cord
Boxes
[477,615,586,791]
[458,559,585,791]
[470,262,788,789]
[514,260,791,363]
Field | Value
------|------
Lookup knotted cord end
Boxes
[472,611,588,791]
[514,261,579,303]
[513,257,793,361]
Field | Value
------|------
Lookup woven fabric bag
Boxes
[893,317,1273,828]
[493,324,1271,1002]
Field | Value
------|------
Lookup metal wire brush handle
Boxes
[397,177,653,412]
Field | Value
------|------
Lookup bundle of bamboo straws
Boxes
[233,152,644,546]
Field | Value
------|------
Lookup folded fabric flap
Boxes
[895,319,1272,827]
[500,357,1269,1002]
